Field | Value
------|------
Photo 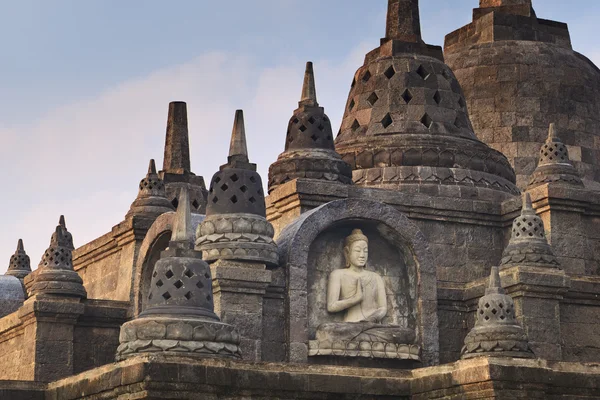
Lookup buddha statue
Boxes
[314,229,415,347]
[327,229,387,323]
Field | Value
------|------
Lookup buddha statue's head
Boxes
[344,229,369,269]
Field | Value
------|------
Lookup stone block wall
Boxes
[560,302,600,362]
[23,357,600,399]
[531,185,600,276]
[73,326,121,374]
[0,312,33,380]
[445,14,600,191]
[262,266,286,362]
[0,381,44,400]
[584,216,600,276]
[415,219,508,284]
[72,300,129,374]
[73,218,153,302]
[75,241,122,300]
[0,298,128,382]
[436,304,468,364]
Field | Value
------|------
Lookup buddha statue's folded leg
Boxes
[315,322,371,342]
[316,322,415,345]
[354,326,416,344]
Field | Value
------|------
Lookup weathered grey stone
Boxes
[125,159,175,220]
[501,193,560,269]
[445,4,600,190]
[335,0,518,198]
[278,197,438,366]
[197,110,278,266]
[528,123,584,189]
[462,266,533,359]
[6,239,31,282]
[25,216,87,299]
[5,0,600,393]
[117,188,241,360]
[268,62,352,192]
[310,229,418,360]
[159,101,208,214]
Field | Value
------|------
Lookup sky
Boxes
[1,0,599,274]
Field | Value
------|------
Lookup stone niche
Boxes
[307,221,420,365]
[278,198,438,368]
[132,212,204,316]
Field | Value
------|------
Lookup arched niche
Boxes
[307,221,417,336]
[132,212,204,316]
[277,198,438,366]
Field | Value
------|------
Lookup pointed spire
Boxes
[170,187,191,246]
[299,62,318,107]
[163,101,191,174]
[57,215,75,250]
[528,123,583,189]
[461,265,534,359]
[6,239,31,280]
[200,110,277,266]
[268,61,352,192]
[148,159,157,174]
[523,192,533,212]
[126,159,174,219]
[385,0,423,43]
[500,192,560,269]
[486,266,504,295]
[26,216,86,298]
[548,122,559,141]
[227,110,250,165]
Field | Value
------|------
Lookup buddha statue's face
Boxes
[345,240,368,269]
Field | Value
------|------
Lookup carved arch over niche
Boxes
[277,198,438,366]
[131,212,204,316]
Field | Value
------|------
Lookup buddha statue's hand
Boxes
[350,278,363,304]
[363,308,387,323]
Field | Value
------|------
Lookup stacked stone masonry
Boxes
[445,4,600,190]
[1,0,600,399]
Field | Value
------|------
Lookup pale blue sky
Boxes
[0,0,598,272]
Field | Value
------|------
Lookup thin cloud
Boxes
[1,44,369,273]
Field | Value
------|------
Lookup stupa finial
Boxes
[548,122,559,141]
[385,0,423,43]
[163,101,191,174]
[268,62,352,192]
[478,0,535,17]
[523,192,533,212]
[6,238,31,281]
[59,215,66,230]
[148,159,157,175]
[480,0,532,7]
[228,110,249,165]
[486,266,504,295]
[299,62,318,107]
[170,186,191,246]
